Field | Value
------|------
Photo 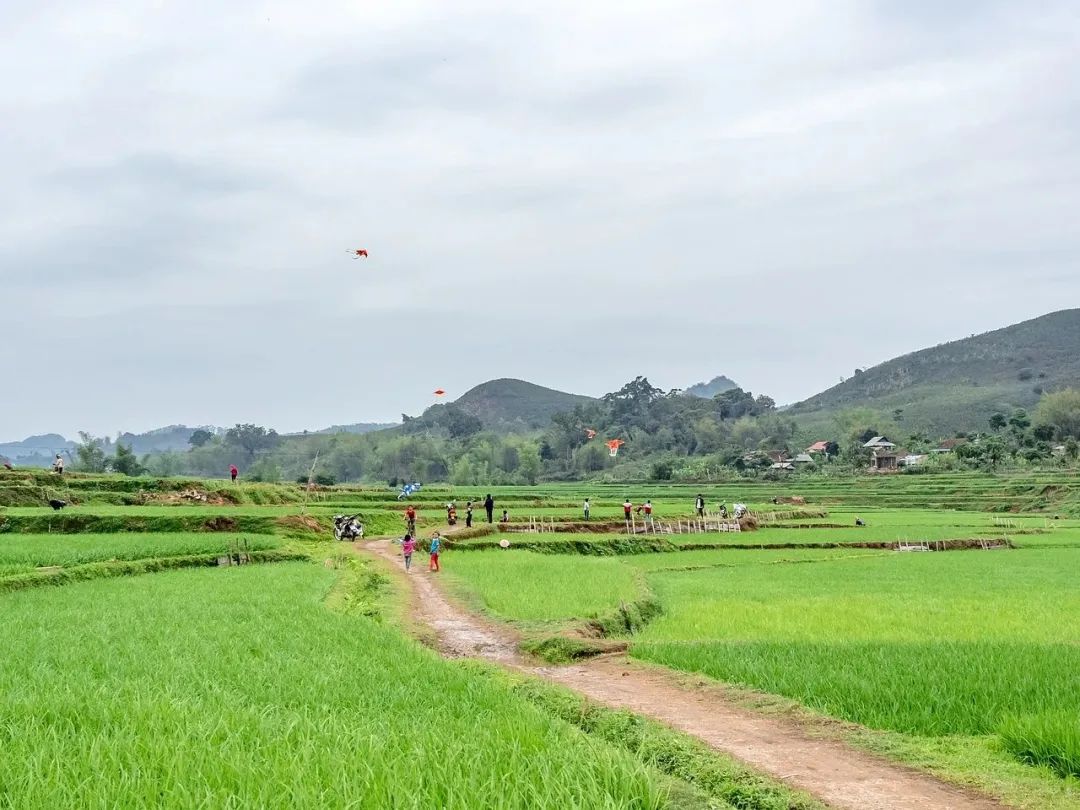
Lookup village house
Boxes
[863,436,898,471]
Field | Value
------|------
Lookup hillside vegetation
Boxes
[789,309,1080,435]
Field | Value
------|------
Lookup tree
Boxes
[518,448,541,485]
[443,407,483,440]
[1035,388,1080,439]
[188,429,214,448]
[74,433,107,473]
[988,413,1007,432]
[983,436,1006,469]
[1008,409,1031,432]
[111,442,144,476]
[1065,437,1079,462]
[651,460,674,481]
[224,424,281,461]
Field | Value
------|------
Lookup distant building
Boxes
[862,436,896,450]
[900,454,927,467]
[806,441,830,454]
[863,436,898,471]
[769,462,795,472]
[793,453,815,464]
[766,450,790,464]
[933,438,967,454]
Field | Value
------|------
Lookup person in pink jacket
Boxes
[401,534,417,572]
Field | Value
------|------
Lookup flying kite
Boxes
[348,249,369,259]
[397,482,423,500]
[584,428,597,440]
[433,389,446,397]
[606,439,625,457]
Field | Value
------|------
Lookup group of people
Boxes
[400,531,442,573]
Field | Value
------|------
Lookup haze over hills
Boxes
[789,309,1080,436]
[683,376,740,399]
[451,378,595,432]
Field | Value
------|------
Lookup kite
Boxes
[397,482,423,500]
[433,389,446,397]
[606,439,625,457]
[348,249,369,259]
[584,428,597,440]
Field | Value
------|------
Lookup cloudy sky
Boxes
[3,0,1079,439]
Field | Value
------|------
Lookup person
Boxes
[402,534,417,572]
[405,505,417,536]
[484,493,494,524]
[501,508,509,524]
[3,458,13,471]
[642,500,653,518]
[623,498,633,523]
[53,454,65,475]
[229,464,238,483]
[855,517,866,527]
[718,503,728,519]
[446,502,457,526]
[695,494,705,518]
[583,498,590,521]
[466,501,474,528]
[429,532,442,572]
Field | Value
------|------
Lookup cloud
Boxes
[2,0,1079,438]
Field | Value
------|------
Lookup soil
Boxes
[360,538,1005,810]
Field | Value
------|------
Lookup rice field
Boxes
[3,468,1080,804]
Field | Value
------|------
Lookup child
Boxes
[583,498,590,520]
[402,534,417,572]
[501,509,509,524]
[695,494,705,518]
[53,454,65,475]
[466,501,474,528]
[429,532,442,572]
[405,505,417,535]
[623,498,633,523]
[230,464,238,483]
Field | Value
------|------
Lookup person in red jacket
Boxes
[229,464,238,482]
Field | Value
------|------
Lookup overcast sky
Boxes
[3,1,1079,440]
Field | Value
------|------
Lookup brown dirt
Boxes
[276,515,326,535]
[359,538,1005,810]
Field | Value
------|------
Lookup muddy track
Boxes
[359,539,1005,810]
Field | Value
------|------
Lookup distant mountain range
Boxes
[683,375,740,399]
[789,309,1080,435]
[7,310,1079,465]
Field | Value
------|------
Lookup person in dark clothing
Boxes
[466,501,474,528]
[484,494,494,523]
[695,494,705,518]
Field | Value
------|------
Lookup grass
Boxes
[999,713,1080,780]
[0,532,281,574]
[444,550,643,624]
[0,563,671,809]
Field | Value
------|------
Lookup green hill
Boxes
[789,309,1080,436]
[453,379,594,432]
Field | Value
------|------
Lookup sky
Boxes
[3,0,1079,440]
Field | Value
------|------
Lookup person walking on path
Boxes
[429,532,442,572]
[230,464,238,483]
[484,494,494,523]
[405,505,417,536]
[583,498,590,521]
[52,454,65,475]
[695,494,705,518]
[401,534,417,572]
[466,501,474,528]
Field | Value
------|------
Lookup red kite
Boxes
[585,428,597,440]
[348,249,368,258]
[433,389,446,397]
[606,439,625,457]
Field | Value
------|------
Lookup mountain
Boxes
[789,309,1080,436]
[310,422,398,436]
[0,434,75,466]
[453,379,595,431]
[683,375,739,398]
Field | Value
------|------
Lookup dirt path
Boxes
[361,539,1004,810]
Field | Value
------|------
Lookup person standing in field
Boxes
[429,532,442,572]
[465,501,474,528]
[404,505,417,536]
[623,498,633,525]
[484,494,494,523]
[53,454,65,475]
[695,494,705,518]
[401,534,417,572]
[583,498,590,521]
[230,464,238,483]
